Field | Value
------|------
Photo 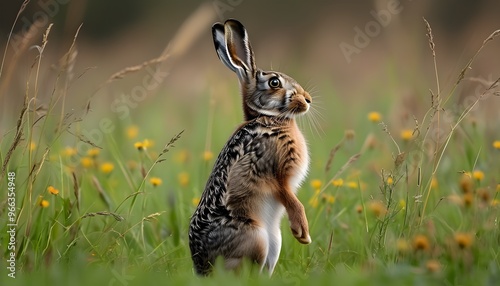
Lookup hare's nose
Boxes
[304,92,312,104]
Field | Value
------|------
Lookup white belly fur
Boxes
[259,193,284,273]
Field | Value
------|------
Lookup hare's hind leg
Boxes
[222,224,269,272]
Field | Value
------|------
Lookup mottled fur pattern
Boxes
[189,19,311,276]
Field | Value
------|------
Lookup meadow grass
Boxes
[1,14,500,286]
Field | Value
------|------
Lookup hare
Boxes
[189,19,312,276]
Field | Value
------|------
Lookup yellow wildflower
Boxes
[126,125,139,139]
[322,194,335,204]
[134,139,152,151]
[29,141,36,151]
[431,176,438,189]
[400,129,413,141]
[178,172,189,187]
[203,151,214,161]
[87,148,100,157]
[81,157,93,168]
[399,199,406,210]
[332,178,344,187]
[454,232,474,249]
[150,177,162,187]
[47,186,59,195]
[412,234,430,252]
[463,192,474,207]
[192,197,200,206]
[310,179,322,190]
[460,174,473,193]
[387,176,394,185]
[100,162,114,174]
[368,201,387,217]
[396,239,409,253]
[346,181,358,189]
[368,111,382,123]
[63,147,77,157]
[355,205,363,214]
[472,170,484,182]
[493,140,500,150]
[426,260,441,273]
[40,199,49,208]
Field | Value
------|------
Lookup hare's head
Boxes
[213,19,311,121]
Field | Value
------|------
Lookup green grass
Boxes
[1,18,500,286]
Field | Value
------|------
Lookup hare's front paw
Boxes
[289,210,311,244]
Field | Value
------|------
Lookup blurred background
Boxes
[1,0,499,154]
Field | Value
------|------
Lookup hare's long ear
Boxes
[212,19,256,83]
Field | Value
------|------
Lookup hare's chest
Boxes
[280,126,309,193]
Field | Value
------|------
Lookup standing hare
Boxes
[189,19,311,276]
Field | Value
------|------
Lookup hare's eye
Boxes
[268,77,281,88]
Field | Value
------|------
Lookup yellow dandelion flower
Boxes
[493,140,500,150]
[134,139,152,151]
[192,197,200,206]
[310,179,322,190]
[463,192,474,207]
[368,201,387,217]
[477,188,490,203]
[29,141,36,151]
[203,151,214,161]
[491,199,499,206]
[472,170,484,182]
[134,141,145,150]
[347,181,358,189]
[47,186,59,195]
[400,129,413,141]
[368,111,382,123]
[426,260,441,273]
[100,162,114,174]
[81,157,93,168]
[178,172,189,187]
[62,147,77,157]
[459,174,473,193]
[396,239,409,253]
[332,178,344,187]
[454,232,474,249]
[322,194,335,204]
[431,177,438,189]
[412,234,430,252]
[399,199,406,210]
[150,177,162,187]
[40,199,50,208]
[387,176,394,185]
[126,125,139,139]
[87,148,100,157]
[355,205,363,214]
[142,139,153,149]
